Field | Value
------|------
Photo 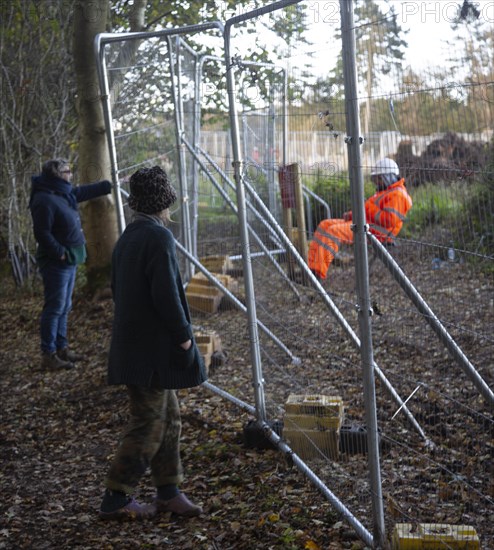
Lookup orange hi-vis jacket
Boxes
[308,179,412,279]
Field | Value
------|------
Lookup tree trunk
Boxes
[73,0,118,293]
[72,0,148,293]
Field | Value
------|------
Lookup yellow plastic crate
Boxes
[285,394,344,418]
[195,337,213,356]
[188,272,238,293]
[284,413,341,430]
[283,428,339,460]
[392,523,480,549]
[194,330,223,373]
[186,292,222,314]
[187,282,224,296]
[283,395,344,460]
[199,255,233,274]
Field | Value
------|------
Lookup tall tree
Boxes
[73,0,308,291]
[327,0,407,134]
[448,0,494,133]
[354,0,408,134]
[72,0,148,291]
[0,1,75,284]
[2,0,308,289]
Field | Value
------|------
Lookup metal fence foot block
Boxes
[339,424,382,455]
[243,419,283,450]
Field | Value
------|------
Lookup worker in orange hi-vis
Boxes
[308,158,413,280]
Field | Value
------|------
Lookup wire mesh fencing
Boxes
[96,1,493,547]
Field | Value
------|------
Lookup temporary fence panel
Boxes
[95,1,494,547]
[289,1,494,547]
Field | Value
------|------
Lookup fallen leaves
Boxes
[1,253,492,549]
[0,285,354,549]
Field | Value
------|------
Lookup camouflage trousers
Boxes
[105,385,184,495]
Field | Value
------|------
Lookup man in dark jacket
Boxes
[99,165,207,521]
[30,158,112,369]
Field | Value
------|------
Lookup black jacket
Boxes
[108,219,207,390]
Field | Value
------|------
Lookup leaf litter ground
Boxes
[0,279,363,550]
[1,246,492,549]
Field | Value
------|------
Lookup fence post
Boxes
[224,21,267,422]
[168,37,194,281]
[93,36,126,235]
[339,1,386,547]
[293,164,307,262]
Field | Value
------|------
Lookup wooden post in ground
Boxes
[279,163,307,281]
[291,163,307,263]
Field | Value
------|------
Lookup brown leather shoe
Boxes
[155,493,202,517]
[99,498,157,521]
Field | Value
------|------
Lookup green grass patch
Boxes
[402,182,465,236]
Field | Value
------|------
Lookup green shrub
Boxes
[307,170,374,227]
[402,182,464,236]
[464,139,494,260]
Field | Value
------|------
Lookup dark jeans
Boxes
[39,262,77,354]
[105,386,184,495]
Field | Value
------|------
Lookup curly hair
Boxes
[128,166,177,214]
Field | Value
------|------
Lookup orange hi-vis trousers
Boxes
[308,179,412,279]
[308,219,354,279]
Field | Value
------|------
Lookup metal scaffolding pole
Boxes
[223,0,302,424]
[181,138,301,299]
[93,38,126,235]
[369,234,494,406]
[340,1,386,546]
[168,36,194,282]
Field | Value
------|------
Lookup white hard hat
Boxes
[371,157,399,176]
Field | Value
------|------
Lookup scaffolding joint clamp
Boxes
[344,136,365,145]
[230,55,243,69]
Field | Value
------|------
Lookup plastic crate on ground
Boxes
[186,272,239,314]
[199,255,233,274]
[283,394,344,460]
[392,523,480,550]
[285,394,344,420]
[194,329,223,373]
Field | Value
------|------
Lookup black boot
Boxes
[41,352,75,370]
[57,348,84,362]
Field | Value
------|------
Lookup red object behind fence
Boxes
[278,164,297,209]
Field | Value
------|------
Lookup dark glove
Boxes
[99,180,112,194]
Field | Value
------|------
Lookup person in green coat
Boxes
[100,166,207,521]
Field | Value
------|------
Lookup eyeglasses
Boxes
[61,169,72,174]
